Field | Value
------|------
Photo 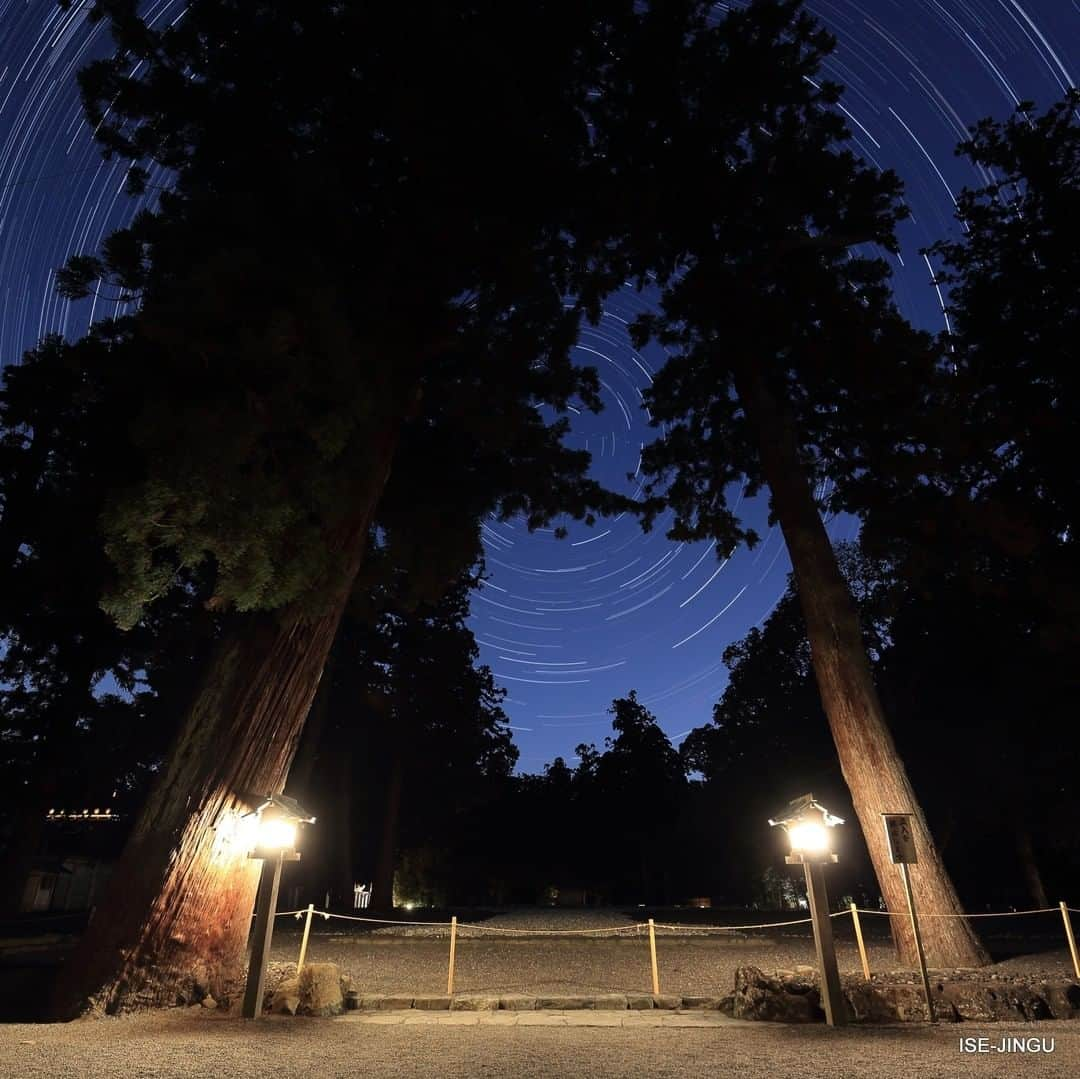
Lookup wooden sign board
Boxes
[883,813,917,864]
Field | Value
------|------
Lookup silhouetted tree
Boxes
[579,0,985,964]
[575,692,687,903]
[50,0,622,1015]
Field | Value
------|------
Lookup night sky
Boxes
[1,1,1076,772]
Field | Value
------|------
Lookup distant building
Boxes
[18,808,123,914]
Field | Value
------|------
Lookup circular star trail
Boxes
[0,2,1075,770]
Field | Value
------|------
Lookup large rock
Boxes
[270,976,301,1016]
[936,982,1051,1022]
[844,982,930,1023]
[298,963,344,1017]
[731,966,824,1023]
[1043,984,1080,1020]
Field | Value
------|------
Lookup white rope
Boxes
[322,911,451,927]
[651,916,815,931]
[852,906,1061,918]
[457,922,645,935]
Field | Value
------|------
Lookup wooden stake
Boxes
[447,915,458,995]
[850,902,871,982]
[1061,902,1080,980]
[900,863,936,1023]
[648,918,660,995]
[297,903,315,973]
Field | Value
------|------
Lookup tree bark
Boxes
[373,750,404,912]
[731,363,990,968]
[50,415,406,1017]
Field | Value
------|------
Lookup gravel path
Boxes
[2,1009,1077,1078]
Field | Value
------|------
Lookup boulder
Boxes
[270,976,302,1016]
[936,982,1050,1022]
[1043,984,1080,1020]
[844,982,929,1023]
[298,963,344,1017]
[731,966,824,1023]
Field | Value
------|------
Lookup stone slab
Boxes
[450,993,500,1011]
[498,995,538,1010]
[412,995,452,1010]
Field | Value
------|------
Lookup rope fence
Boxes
[269,897,1080,991]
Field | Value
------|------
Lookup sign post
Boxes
[883,813,935,1023]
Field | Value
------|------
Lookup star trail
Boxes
[0,1,1075,772]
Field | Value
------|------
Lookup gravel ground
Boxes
[1,1009,1077,1079]
[265,906,1080,998]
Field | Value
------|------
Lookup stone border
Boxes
[345,992,724,1012]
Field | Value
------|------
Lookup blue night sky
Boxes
[0,2,1076,772]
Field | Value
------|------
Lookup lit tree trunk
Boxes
[285,645,337,804]
[732,363,989,968]
[50,417,406,1017]
[373,750,404,911]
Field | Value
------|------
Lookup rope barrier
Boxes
[271,899,1080,993]
[321,911,451,927]
[457,922,644,935]
[651,916,815,931]
[851,906,1061,918]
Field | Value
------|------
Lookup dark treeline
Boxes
[0,0,1077,1012]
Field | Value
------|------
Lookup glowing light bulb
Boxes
[788,821,829,854]
[256,817,296,851]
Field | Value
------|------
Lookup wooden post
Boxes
[242,852,284,1019]
[803,861,846,1026]
[1061,902,1080,980]
[447,915,458,995]
[850,902,871,982]
[297,903,315,973]
[648,918,660,995]
[900,863,936,1023]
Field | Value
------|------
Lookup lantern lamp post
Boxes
[769,793,847,1026]
[241,795,316,1019]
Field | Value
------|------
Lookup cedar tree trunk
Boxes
[732,363,990,968]
[50,415,406,1017]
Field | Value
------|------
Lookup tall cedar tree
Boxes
[579,0,987,964]
[50,0,625,1015]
